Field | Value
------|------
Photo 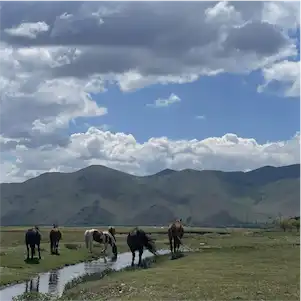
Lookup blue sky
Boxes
[72,71,300,145]
[0,1,300,182]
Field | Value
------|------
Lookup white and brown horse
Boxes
[84,227,117,262]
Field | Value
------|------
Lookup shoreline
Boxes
[0,254,101,290]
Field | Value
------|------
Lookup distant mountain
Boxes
[0,164,300,227]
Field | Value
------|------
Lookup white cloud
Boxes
[205,1,243,25]
[147,93,181,108]
[258,60,300,97]
[261,1,300,30]
[1,128,299,183]
[0,2,299,92]
[0,2,299,183]
[196,115,206,120]
[4,22,50,39]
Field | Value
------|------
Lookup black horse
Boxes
[127,228,157,267]
[49,225,62,255]
[25,226,42,260]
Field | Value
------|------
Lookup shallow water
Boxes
[0,249,169,301]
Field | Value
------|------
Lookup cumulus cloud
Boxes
[4,21,50,39]
[147,93,181,108]
[0,1,299,182]
[0,1,298,91]
[1,128,299,183]
[258,60,300,97]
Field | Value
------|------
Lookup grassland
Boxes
[61,229,300,301]
[1,226,300,301]
[0,225,206,286]
[0,226,143,287]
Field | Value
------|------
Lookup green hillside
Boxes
[0,164,300,227]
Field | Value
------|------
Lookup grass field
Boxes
[0,226,142,286]
[1,226,300,301]
[61,229,300,301]
[0,225,200,286]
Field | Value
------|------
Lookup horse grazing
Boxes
[49,225,62,255]
[25,226,42,260]
[127,227,157,267]
[84,227,118,262]
[168,219,184,256]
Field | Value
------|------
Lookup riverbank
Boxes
[0,225,231,287]
[0,227,132,287]
[61,231,300,301]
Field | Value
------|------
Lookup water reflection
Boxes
[84,260,108,274]
[24,276,40,293]
[1,250,170,301]
[48,271,59,294]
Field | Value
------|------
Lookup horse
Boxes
[49,225,62,255]
[84,227,118,262]
[168,219,184,256]
[127,227,157,267]
[25,226,42,260]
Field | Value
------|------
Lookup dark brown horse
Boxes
[49,225,62,255]
[25,226,42,260]
[127,228,157,267]
[168,219,184,255]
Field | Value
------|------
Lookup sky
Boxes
[0,1,300,183]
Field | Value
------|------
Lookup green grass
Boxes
[0,225,191,286]
[61,230,300,301]
[1,226,300,301]
[0,226,134,286]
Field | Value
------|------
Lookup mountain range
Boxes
[0,164,300,227]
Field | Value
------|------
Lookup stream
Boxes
[0,249,170,301]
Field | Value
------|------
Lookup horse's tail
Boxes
[84,231,90,249]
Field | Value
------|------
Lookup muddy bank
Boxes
[0,250,170,301]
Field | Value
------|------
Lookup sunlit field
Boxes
[1,226,299,301]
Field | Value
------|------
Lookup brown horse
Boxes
[168,219,184,256]
[49,225,62,255]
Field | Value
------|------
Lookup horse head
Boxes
[108,226,116,237]
[144,234,157,255]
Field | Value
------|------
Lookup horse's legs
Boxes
[176,240,180,252]
[89,240,93,253]
[56,241,59,255]
[131,251,135,267]
[138,248,143,267]
[112,244,117,260]
[102,245,107,263]
[173,237,177,254]
[37,244,41,259]
[26,244,29,259]
[30,245,34,259]
[169,235,173,254]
